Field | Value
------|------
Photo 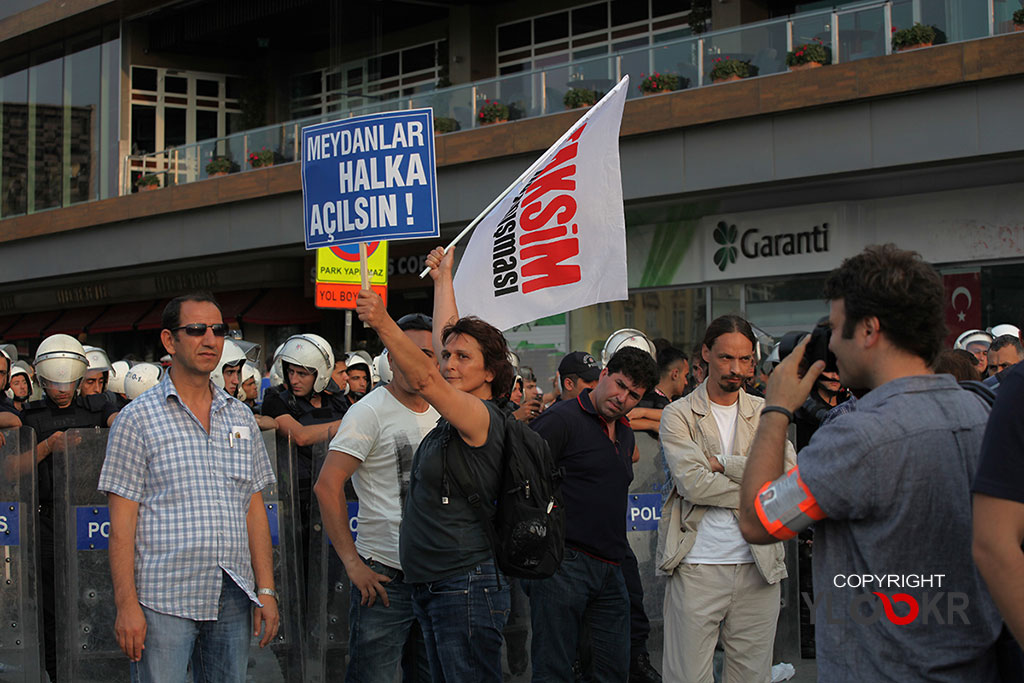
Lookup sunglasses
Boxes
[170,323,229,337]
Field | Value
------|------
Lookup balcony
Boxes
[124,0,1023,195]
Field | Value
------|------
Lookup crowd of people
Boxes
[2,242,1024,682]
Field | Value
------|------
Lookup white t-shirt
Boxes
[327,385,440,570]
[684,398,754,565]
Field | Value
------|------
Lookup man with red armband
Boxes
[738,244,1002,682]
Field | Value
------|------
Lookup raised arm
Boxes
[426,246,459,358]
[356,288,490,447]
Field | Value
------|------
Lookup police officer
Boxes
[260,333,347,577]
[0,348,21,430]
[80,345,114,397]
[211,338,247,397]
[20,334,118,682]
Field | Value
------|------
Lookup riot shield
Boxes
[0,427,43,683]
[304,440,354,682]
[248,429,304,682]
[53,427,125,682]
[625,434,669,672]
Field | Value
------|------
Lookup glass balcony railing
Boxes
[122,0,1015,195]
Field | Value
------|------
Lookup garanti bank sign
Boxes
[703,204,847,281]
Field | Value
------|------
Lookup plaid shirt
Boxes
[98,372,275,620]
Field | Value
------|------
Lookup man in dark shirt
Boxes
[524,347,658,683]
[973,358,1024,676]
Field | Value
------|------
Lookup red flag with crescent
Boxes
[943,272,981,348]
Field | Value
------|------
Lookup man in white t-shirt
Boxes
[314,313,440,683]
[657,315,796,682]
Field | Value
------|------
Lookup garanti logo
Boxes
[711,220,831,272]
[712,221,738,272]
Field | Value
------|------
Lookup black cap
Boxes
[558,351,600,382]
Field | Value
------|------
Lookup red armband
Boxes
[753,466,825,541]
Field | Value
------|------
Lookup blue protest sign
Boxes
[301,109,439,250]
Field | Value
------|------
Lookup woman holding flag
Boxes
[355,246,513,682]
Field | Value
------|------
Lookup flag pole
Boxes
[418,75,629,279]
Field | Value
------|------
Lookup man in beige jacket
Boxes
[657,314,796,683]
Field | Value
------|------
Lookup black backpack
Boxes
[444,411,565,582]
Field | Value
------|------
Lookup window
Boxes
[496,1,691,74]
[290,39,447,119]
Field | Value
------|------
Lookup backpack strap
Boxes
[441,412,505,588]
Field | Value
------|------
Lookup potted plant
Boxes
[638,73,682,96]
[786,39,831,71]
[434,116,460,135]
[247,147,275,168]
[205,156,234,177]
[709,57,759,83]
[477,99,509,125]
[891,23,937,51]
[136,174,160,192]
[1014,8,1024,31]
[564,87,601,109]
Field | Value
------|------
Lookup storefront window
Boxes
[570,287,707,361]
[980,264,1024,332]
[745,276,828,338]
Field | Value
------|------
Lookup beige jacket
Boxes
[656,380,797,584]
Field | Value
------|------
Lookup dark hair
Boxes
[702,314,756,351]
[932,349,981,382]
[162,291,223,332]
[605,346,659,391]
[397,313,433,332]
[990,334,1024,356]
[823,244,945,365]
[441,316,514,398]
[657,346,688,376]
[652,337,672,354]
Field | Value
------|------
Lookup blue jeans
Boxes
[412,562,511,682]
[131,572,252,683]
[347,557,430,683]
[522,547,630,683]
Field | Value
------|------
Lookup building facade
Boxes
[0,0,1021,378]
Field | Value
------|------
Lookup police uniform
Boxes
[260,385,347,580]
[21,393,116,681]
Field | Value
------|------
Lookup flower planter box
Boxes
[712,74,743,84]
[209,171,228,178]
[138,184,159,192]
[896,42,932,52]
[481,118,508,125]
[1015,24,1024,32]
[640,90,671,96]
[789,61,824,71]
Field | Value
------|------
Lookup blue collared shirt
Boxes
[98,373,275,620]
[798,374,1001,681]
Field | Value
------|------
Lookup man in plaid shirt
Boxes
[99,293,279,682]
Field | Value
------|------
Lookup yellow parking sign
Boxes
[316,241,389,285]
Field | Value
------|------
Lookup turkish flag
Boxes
[943,272,981,348]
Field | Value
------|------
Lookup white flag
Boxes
[453,76,629,331]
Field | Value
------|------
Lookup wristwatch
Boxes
[257,587,279,601]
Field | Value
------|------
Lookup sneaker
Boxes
[629,652,662,683]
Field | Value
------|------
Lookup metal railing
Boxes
[120,0,1017,194]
